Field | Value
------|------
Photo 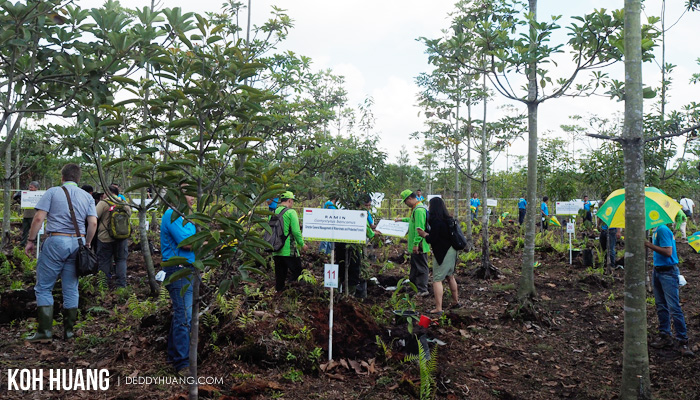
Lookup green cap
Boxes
[400,189,414,202]
[280,191,295,200]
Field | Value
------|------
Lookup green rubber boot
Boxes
[63,308,78,340]
[28,305,53,343]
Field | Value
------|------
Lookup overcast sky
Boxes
[81,0,700,171]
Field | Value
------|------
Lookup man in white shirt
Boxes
[680,196,695,221]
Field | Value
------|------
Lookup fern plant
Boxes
[403,339,438,400]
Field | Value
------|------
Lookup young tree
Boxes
[444,0,655,305]
[0,0,136,245]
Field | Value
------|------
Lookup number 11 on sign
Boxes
[324,264,339,288]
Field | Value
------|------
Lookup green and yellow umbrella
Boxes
[688,235,700,252]
[549,215,562,227]
[597,187,682,230]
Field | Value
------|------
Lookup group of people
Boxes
[20,164,195,375]
[20,165,697,380]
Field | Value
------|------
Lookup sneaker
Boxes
[677,340,695,357]
[418,291,430,297]
[176,367,191,377]
[650,334,674,349]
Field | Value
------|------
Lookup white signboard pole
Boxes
[566,222,575,265]
[325,251,340,361]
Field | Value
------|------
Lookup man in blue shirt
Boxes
[583,195,593,223]
[540,196,549,231]
[470,193,481,221]
[517,194,527,225]
[25,164,97,342]
[161,189,197,374]
[646,224,693,357]
[415,190,425,202]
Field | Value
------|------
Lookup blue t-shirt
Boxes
[323,200,337,210]
[541,202,549,217]
[416,195,425,202]
[470,198,481,211]
[161,208,196,264]
[652,225,678,266]
[367,211,374,226]
[518,198,527,209]
[35,182,97,235]
[118,194,127,202]
[583,200,591,211]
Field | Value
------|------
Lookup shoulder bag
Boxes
[62,186,98,276]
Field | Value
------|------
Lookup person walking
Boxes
[517,194,527,225]
[396,190,430,296]
[675,210,688,243]
[24,164,97,342]
[161,186,196,375]
[583,195,593,223]
[96,185,132,288]
[680,196,695,222]
[272,191,307,291]
[416,197,460,313]
[541,196,549,231]
[20,181,40,246]
[646,224,694,357]
[470,193,481,221]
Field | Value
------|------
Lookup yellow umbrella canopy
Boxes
[688,235,700,253]
[597,187,682,230]
[549,215,562,227]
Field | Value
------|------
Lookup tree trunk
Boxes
[479,74,497,279]
[2,136,12,247]
[620,0,650,398]
[464,82,474,251]
[189,268,200,399]
[517,0,539,301]
[454,73,461,219]
[138,191,159,295]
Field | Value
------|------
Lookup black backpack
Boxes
[263,207,291,252]
[448,217,467,250]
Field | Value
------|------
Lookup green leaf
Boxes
[169,118,198,128]
[218,279,232,296]
[161,257,190,269]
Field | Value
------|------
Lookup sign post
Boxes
[566,222,575,265]
[324,254,339,361]
[303,208,367,361]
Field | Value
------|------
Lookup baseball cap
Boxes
[280,191,295,200]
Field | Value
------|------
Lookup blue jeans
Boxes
[652,265,688,341]
[165,266,193,371]
[34,235,80,309]
[319,241,334,255]
[97,239,129,287]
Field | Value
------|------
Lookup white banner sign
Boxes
[324,264,339,288]
[21,190,47,209]
[487,198,498,207]
[556,200,584,215]
[130,198,158,209]
[375,219,409,237]
[302,208,367,244]
[426,195,441,202]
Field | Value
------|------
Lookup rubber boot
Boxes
[28,305,53,343]
[355,281,367,299]
[63,308,78,340]
[348,285,357,296]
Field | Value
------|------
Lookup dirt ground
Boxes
[1,222,700,399]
